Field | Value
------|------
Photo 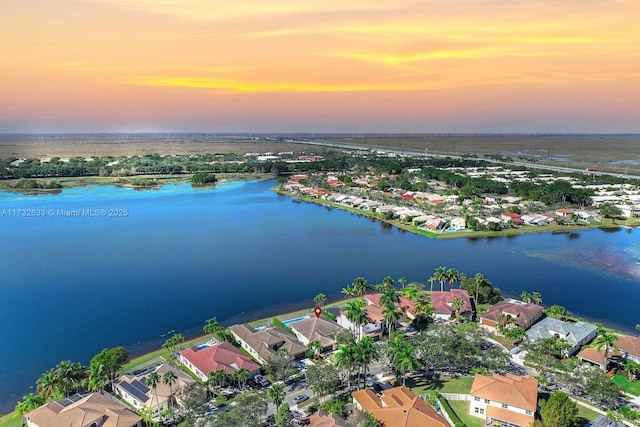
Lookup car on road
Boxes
[292,393,309,404]
[254,374,271,387]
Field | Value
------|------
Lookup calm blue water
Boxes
[1,180,639,412]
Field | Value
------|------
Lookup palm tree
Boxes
[162,370,178,411]
[145,372,161,414]
[451,297,464,323]
[355,337,378,389]
[307,340,323,359]
[352,277,371,296]
[398,276,407,289]
[382,305,402,339]
[54,360,86,397]
[36,370,58,400]
[341,285,356,299]
[14,393,44,416]
[446,267,463,289]
[520,291,532,303]
[208,368,227,393]
[380,288,400,309]
[402,286,419,302]
[313,293,327,308]
[593,325,619,371]
[345,299,367,339]
[231,367,249,389]
[333,344,357,389]
[86,363,109,392]
[433,266,447,292]
[204,317,223,338]
[636,324,640,336]
[393,341,420,385]
[532,292,542,304]
[427,275,437,292]
[267,383,285,407]
[377,276,395,292]
[472,272,485,306]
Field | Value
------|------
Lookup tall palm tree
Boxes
[231,368,249,389]
[333,344,357,389]
[54,361,86,397]
[207,369,227,394]
[86,363,108,392]
[472,272,485,306]
[446,267,463,289]
[451,297,464,323]
[398,276,407,289]
[593,325,619,371]
[267,383,285,407]
[355,337,378,389]
[520,291,532,303]
[427,275,437,292]
[377,276,395,292]
[352,277,371,296]
[36,370,58,400]
[383,305,402,339]
[380,288,400,309]
[162,370,178,411]
[341,285,356,299]
[145,372,161,414]
[345,299,367,339]
[393,342,420,385]
[307,340,323,359]
[313,293,327,308]
[433,266,447,292]
[14,393,44,416]
[532,292,542,304]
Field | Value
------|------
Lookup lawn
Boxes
[407,374,474,396]
[0,413,22,427]
[447,400,484,427]
[576,403,601,424]
[612,374,640,396]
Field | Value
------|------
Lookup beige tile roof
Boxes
[352,386,448,427]
[230,324,307,361]
[616,334,640,359]
[486,405,534,427]
[24,393,141,427]
[289,317,342,348]
[470,374,538,412]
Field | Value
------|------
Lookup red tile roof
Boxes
[179,341,260,376]
[431,289,472,316]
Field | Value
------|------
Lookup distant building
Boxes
[24,393,142,427]
[479,300,544,332]
[289,316,343,351]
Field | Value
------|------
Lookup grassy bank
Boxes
[274,187,640,240]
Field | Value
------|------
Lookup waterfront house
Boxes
[229,324,307,364]
[479,300,543,332]
[577,347,622,371]
[525,317,597,356]
[555,208,573,218]
[431,289,472,321]
[469,373,538,427]
[614,334,640,363]
[177,341,261,381]
[352,386,448,427]
[337,304,384,340]
[113,363,195,418]
[365,293,417,320]
[24,392,142,427]
[289,316,343,352]
[501,212,523,225]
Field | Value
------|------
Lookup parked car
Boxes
[292,393,309,404]
[254,374,271,387]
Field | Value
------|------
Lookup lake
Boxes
[1,179,639,413]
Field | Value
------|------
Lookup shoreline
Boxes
[274,187,640,239]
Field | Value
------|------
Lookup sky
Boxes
[1,0,639,133]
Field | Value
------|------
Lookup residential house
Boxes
[614,334,640,364]
[229,324,307,364]
[479,300,544,332]
[352,386,448,427]
[289,316,343,352]
[555,208,573,218]
[469,374,538,427]
[520,214,549,226]
[526,317,597,356]
[24,393,142,427]
[577,347,623,371]
[113,363,195,417]
[177,341,261,381]
[431,289,472,321]
[308,410,349,427]
[337,304,384,340]
[450,217,466,230]
[365,293,417,320]
[501,212,523,225]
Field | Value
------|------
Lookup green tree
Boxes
[307,340,324,359]
[36,370,59,400]
[264,349,294,381]
[593,325,619,371]
[314,292,327,307]
[352,277,372,296]
[446,267,463,289]
[345,299,367,339]
[86,363,109,392]
[532,292,543,304]
[432,266,448,292]
[502,326,526,345]
[545,305,573,320]
[145,372,161,411]
[276,402,293,427]
[451,297,464,323]
[584,369,621,408]
[162,370,178,411]
[333,344,358,389]
[90,346,129,389]
[207,368,227,392]
[14,393,44,416]
[382,305,402,338]
[520,291,532,303]
[540,392,579,427]
[398,276,407,289]
[598,202,624,219]
[231,367,249,389]
[305,362,341,401]
[268,383,286,407]
[355,336,378,389]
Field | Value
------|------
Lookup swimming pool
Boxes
[283,316,308,327]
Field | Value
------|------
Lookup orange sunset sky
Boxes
[1,0,639,133]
